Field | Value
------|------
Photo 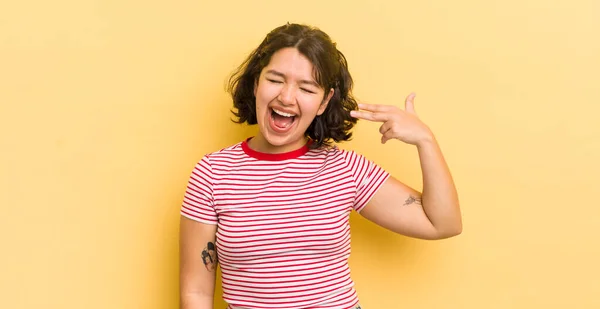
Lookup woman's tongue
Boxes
[272,112,295,129]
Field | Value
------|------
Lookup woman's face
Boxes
[251,47,334,153]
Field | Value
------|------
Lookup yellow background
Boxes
[1,0,599,308]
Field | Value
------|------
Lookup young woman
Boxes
[179,23,462,309]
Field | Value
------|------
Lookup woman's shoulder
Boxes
[308,144,363,162]
[315,143,364,155]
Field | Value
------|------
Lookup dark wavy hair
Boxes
[227,23,358,149]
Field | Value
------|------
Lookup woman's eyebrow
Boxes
[265,69,285,78]
[265,69,319,87]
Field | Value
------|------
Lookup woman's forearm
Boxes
[417,134,462,238]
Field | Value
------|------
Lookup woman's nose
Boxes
[278,84,295,105]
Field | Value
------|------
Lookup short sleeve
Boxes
[180,155,218,224]
[343,150,390,212]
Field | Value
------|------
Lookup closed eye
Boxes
[267,79,283,84]
[300,88,316,94]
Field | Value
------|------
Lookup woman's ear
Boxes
[317,88,335,115]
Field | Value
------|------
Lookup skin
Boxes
[179,46,462,309]
[180,218,217,309]
[248,47,334,154]
[351,94,462,239]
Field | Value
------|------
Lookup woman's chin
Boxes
[256,128,307,152]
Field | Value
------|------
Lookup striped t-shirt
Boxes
[180,138,390,309]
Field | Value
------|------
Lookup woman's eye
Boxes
[267,79,282,84]
[301,88,316,94]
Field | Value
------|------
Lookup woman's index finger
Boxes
[350,110,389,122]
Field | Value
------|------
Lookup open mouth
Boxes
[270,107,297,131]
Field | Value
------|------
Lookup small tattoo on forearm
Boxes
[201,241,218,272]
[403,195,422,206]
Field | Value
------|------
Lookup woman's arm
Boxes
[359,135,462,240]
[179,215,218,309]
[351,93,462,240]
[416,134,462,237]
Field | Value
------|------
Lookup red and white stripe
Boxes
[181,139,389,309]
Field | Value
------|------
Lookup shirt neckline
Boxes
[241,137,311,161]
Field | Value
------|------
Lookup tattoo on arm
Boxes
[403,195,422,206]
[201,241,218,272]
